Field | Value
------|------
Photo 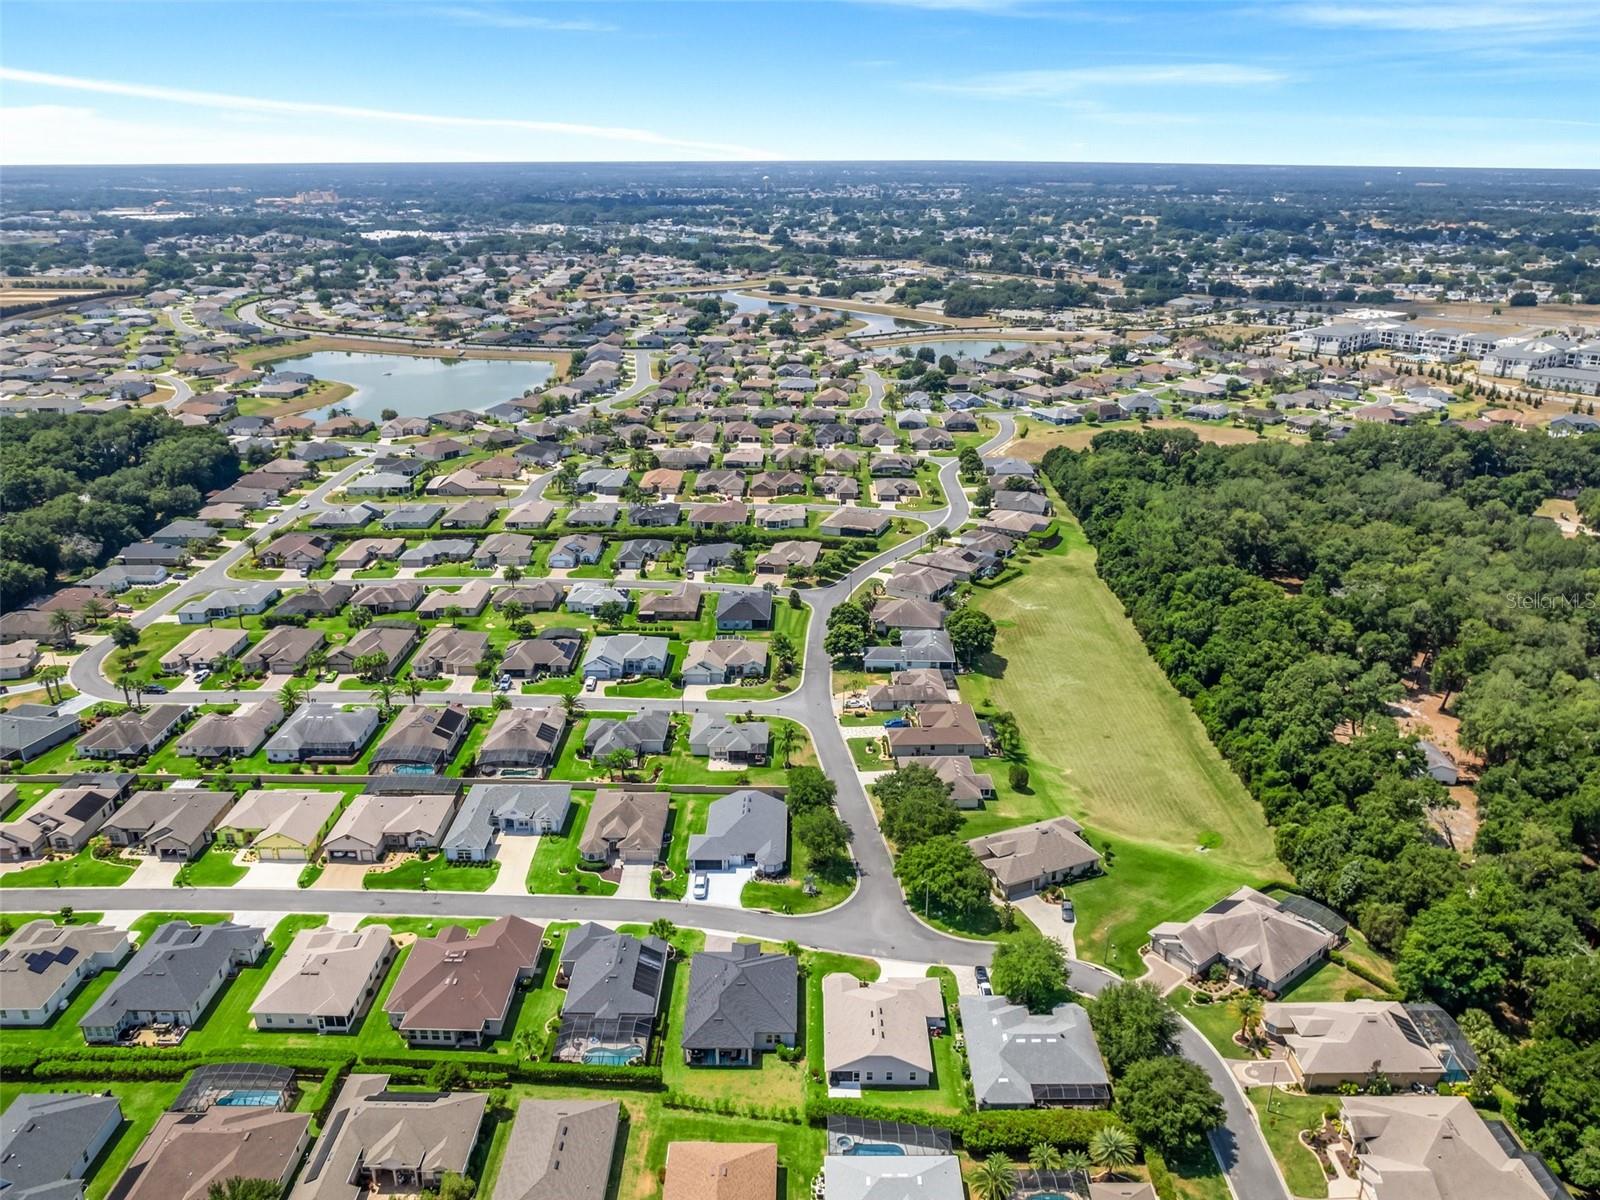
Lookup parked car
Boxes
[584,676,598,692]
[144,683,168,694]
[884,717,909,728]
[692,874,709,900]
[298,500,310,509]
[1060,898,1075,923]
[974,965,992,995]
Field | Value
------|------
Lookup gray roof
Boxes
[0,921,131,1012]
[583,712,672,759]
[822,1155,964,1200]
[681,943,797,1051]
[0,705,80,759]
[686,789,787,872]
[444,782,573,853]
[715,589,772,624]
[959,995,1110,1107]
[266,703,381,755]
[558,923,669,1021]
[490,1099,620,1200]
[81,922,262,1031]
[0,1092,123,1200]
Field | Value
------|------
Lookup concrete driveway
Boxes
[487,835,540,896]
[684,866,754,908]
[1015,893,1077,957]
[237,858,305,889]
[616,863,653,899]
[128,857,182,887]
[312,863,370,890]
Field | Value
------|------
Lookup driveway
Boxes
[312,863,370,890]
[237,858,305,890]
[488,835,539,896]
[128,857,183,887]
[1014,892,1076,958]
[683,866,754,909]
[616,863,653,899]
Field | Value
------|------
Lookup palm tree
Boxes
[560,692,586,722]
[1231,990,1265,1047]
[373,680,395,713]
[1088,1127,1137,1180]
[972,1155,1016,1200]
[405,678,422,704]
[48,608,76,649]
[115,671,137,707]
[206,1178,281,1200]
[1028,1143,1062,1172]
[279,678,306,712]
[1059,1150,1092,1175]
[79,598,110,628]
[37,665,67,705]
[773,722,797,769]
[503,564,523,584]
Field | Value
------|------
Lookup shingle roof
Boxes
[681,944,797,1052]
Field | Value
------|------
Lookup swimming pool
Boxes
[391,765,436,775]
[844,1143,904,1156]
[214,1089,283,1107]
[582,1044,644,1066]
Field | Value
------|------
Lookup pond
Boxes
[717,291,932,337]
[278,350,556,423]
[880,337,1044,362]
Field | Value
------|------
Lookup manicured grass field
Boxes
[741,833,855,914]
[959,521,1277,866]
[524,792,619,896]
[0,850,135,890]
[1180,990,1253,1061]
[363,854,500,892]
[1248,1087,1335,1199]
[182,847,249,887]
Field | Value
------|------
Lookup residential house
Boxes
[1341,1096,1547,1200]
[681,639,767,686]
[410,627,491,679]
[885,702,986,759]
[822,975,946,1088]
[0,1092,123,1200]
[582,634,669,680]
[489,1099,620,1200]
[288,1074,486,1200]
[662,1144,776,1200]
[927,756,995,808]
[554,923,669,1049]
[0,921,133,1026]
[216,788,342,861]
[960,995,1111,1108]
[328,623,421,676]
[175,584,280,625]
[251,925,395,1034]
[1150,886,1340,994]
[240,627,326,676]
[822,1156,963,1200]
[475,706,568,773]
[864,669,949,711]
[385,916,544,1047]
[265,703,383,763]
[322,789,461,862]
[0,704,81,764]
[111,1104,310,1200]
[578,790,669,865]
[1261,1001,1473,1091]
[583,712,673,761]
[80,921,264,1042]
[0,774,130,862]
[175,699,284,760]
[159,627,251,675]
[715,589,773,631]
[442,783,572,862]
[687,715,771,765]
[638,582,702,621]
[681,943,798,1067]
[967,816,1102,899]
[501,630,582,679]
[348,581,425,613]
[76,705,189,760]
[102,788,233,860]
[687,789,786,873]
[565,583,629,615]
[418,580,493,619]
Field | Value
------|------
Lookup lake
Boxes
[882,338,1042,362]
[718,291,931,336]
[280,350,556,422]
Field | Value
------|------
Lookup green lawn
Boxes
[958,521,1277,868]
[0,850,135,890]
[803,951,879,1083]
[127,911,231,940]
[181,847,249,887]
[1248,1088,1335,1199]
[1166,1147,1234,1200]
[1048,837,1258,975]
[1279,956,1393,1002]
[741,831,855,914]
[363,854,500,892]
[525,792,618,896]
[1180,990,1253,1061]
[357,915,493,937]
[1,911,104,936]
[640,1109,824,1200]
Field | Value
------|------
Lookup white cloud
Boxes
[0,68,775,160]
[425,5,617,32]
[918,63,1287,98]
[1289,2,1599,34]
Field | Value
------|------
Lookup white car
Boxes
[298,500,310,509]
[692,874,710,900]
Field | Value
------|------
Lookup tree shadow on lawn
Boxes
[971,651,1008,679]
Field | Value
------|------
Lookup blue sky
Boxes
[2,0,1597,167]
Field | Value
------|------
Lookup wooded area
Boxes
[0,408,240,605]
[1045,423,1600,1184]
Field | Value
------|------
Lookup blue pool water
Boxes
[582,1044,644,1065]
[215,1090,282,1107]
[845,1143,904,1157]
[391,765,435,775]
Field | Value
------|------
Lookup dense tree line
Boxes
[0,409,240,606]
[1044,423,1600,1181]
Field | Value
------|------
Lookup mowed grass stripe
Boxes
[962,517,1276,872]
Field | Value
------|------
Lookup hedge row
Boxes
[1144,1150,1178,1200]
[1328,950,1400,998]
[802,1097,1123,1153]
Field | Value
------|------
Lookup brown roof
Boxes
[663,1143,777,1200]
[384,915,544,1034]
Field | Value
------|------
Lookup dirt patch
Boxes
[1005,418,1270,460]
[1394,660,1482,850]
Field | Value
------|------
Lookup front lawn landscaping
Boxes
[524,791,618,896]
[0,849,135,890]
[181,847,249,887]
[363,853,500,892]
[1248,1088,1335,1199]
